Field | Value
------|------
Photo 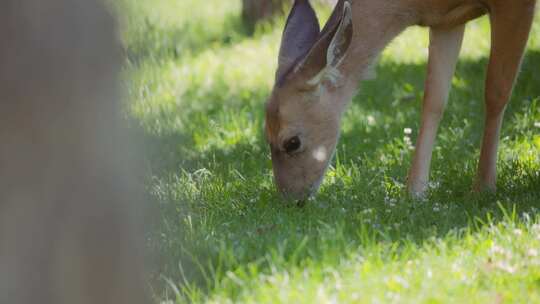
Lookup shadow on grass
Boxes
[141,50,540,299]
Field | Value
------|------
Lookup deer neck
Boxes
[335,4,413,110]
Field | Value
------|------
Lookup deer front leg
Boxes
[474,1,535,192]
[407,25,465,198]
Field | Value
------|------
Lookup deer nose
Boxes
[277,186,309,201]
[275,180,315,205]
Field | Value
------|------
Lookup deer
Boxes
[265,0,536,201]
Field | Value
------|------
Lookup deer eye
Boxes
[283,136,301,154]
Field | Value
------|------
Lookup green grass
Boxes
[114,1,540,302]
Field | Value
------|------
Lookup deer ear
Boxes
[275,0,320,84]
[300,1,353,87]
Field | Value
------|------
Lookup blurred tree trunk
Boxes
[242,0,288,31]
[242,0,337,32]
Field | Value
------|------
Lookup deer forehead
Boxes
[266,80,340,147]
[265,100,306,146]
[265,99,281,146]
[265,105,298,146]
[264,88,295,144]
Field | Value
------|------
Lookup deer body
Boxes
[265,0,536,200]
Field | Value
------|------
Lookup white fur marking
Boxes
[312,146,328,162]
[306,66,343,88]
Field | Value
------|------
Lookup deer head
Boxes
[265,0,354,201]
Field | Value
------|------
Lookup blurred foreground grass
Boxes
[114,1,540,302]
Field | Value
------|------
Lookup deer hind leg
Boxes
[474,1,535,192]
[407,25,465,197]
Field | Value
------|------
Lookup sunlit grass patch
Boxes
[128,32,280,164]
[201,216,540,304]
[115,0,245,64]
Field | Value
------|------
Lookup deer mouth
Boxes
[277,173,326,207]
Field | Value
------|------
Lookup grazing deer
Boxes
[265,0,536,200]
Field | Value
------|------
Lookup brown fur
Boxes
[266,0,537,199]
[265,93,282,148]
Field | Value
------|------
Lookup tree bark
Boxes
[242,0,338,32]
[242,0,289,31]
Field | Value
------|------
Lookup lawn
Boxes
[114,1,540,303]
